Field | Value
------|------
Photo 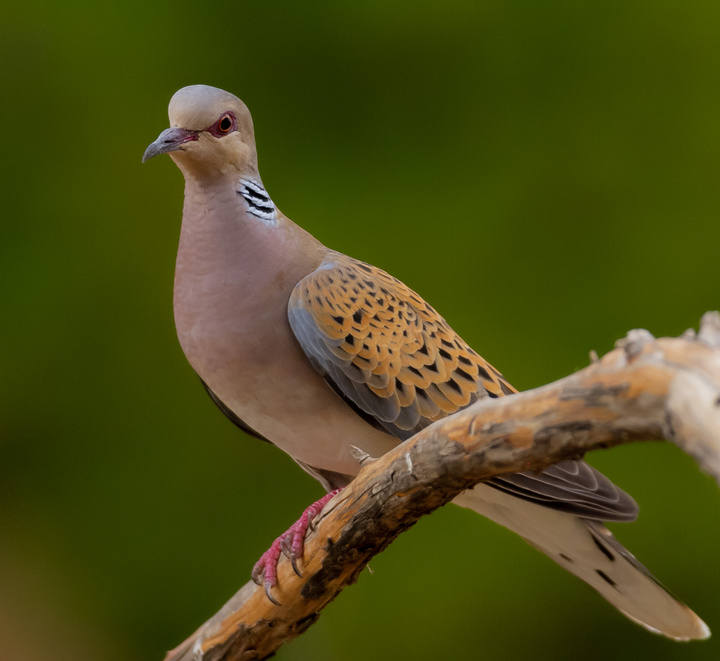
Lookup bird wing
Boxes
[288,251,511,438]
[288,252,638,521]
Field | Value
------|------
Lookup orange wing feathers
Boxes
[289,253,514,436]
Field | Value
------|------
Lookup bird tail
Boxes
[453,484,710,641]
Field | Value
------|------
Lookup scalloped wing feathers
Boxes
[289,253,513,438]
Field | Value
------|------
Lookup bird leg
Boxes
[252,489,342,604]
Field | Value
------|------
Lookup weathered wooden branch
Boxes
[164,312,720,661]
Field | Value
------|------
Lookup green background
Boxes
[2,1,720,659]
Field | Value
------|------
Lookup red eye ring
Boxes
[218,113,233,133]
[207,112,236,137]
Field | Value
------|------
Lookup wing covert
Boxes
[288,253,512,438]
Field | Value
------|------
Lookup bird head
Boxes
[143,85,258,180]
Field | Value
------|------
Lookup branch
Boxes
[164,312,720,661]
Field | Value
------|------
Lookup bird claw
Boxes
[251,547,283,606]
[290,553,303,579]
[264,582,282,606]
[280,535,303,578]
[306,508,321,532]
[252,489,343,604]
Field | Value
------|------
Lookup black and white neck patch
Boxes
[238,179,278,224]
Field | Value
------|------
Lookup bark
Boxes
[164,312,720,661]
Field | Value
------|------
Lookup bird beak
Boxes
[142,127,198,163]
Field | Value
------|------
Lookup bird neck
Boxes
[174,173,327,329]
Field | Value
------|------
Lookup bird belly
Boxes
[175,289,398,477]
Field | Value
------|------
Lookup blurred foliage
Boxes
[1,1,720,659]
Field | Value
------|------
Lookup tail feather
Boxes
[454,483,709,641]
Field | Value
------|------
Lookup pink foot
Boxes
[252,489,342,605]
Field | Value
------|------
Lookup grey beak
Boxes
[142,127,198,163]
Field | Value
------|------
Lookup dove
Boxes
[143,84,709,640]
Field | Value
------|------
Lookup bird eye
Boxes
[218,114,233,133]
